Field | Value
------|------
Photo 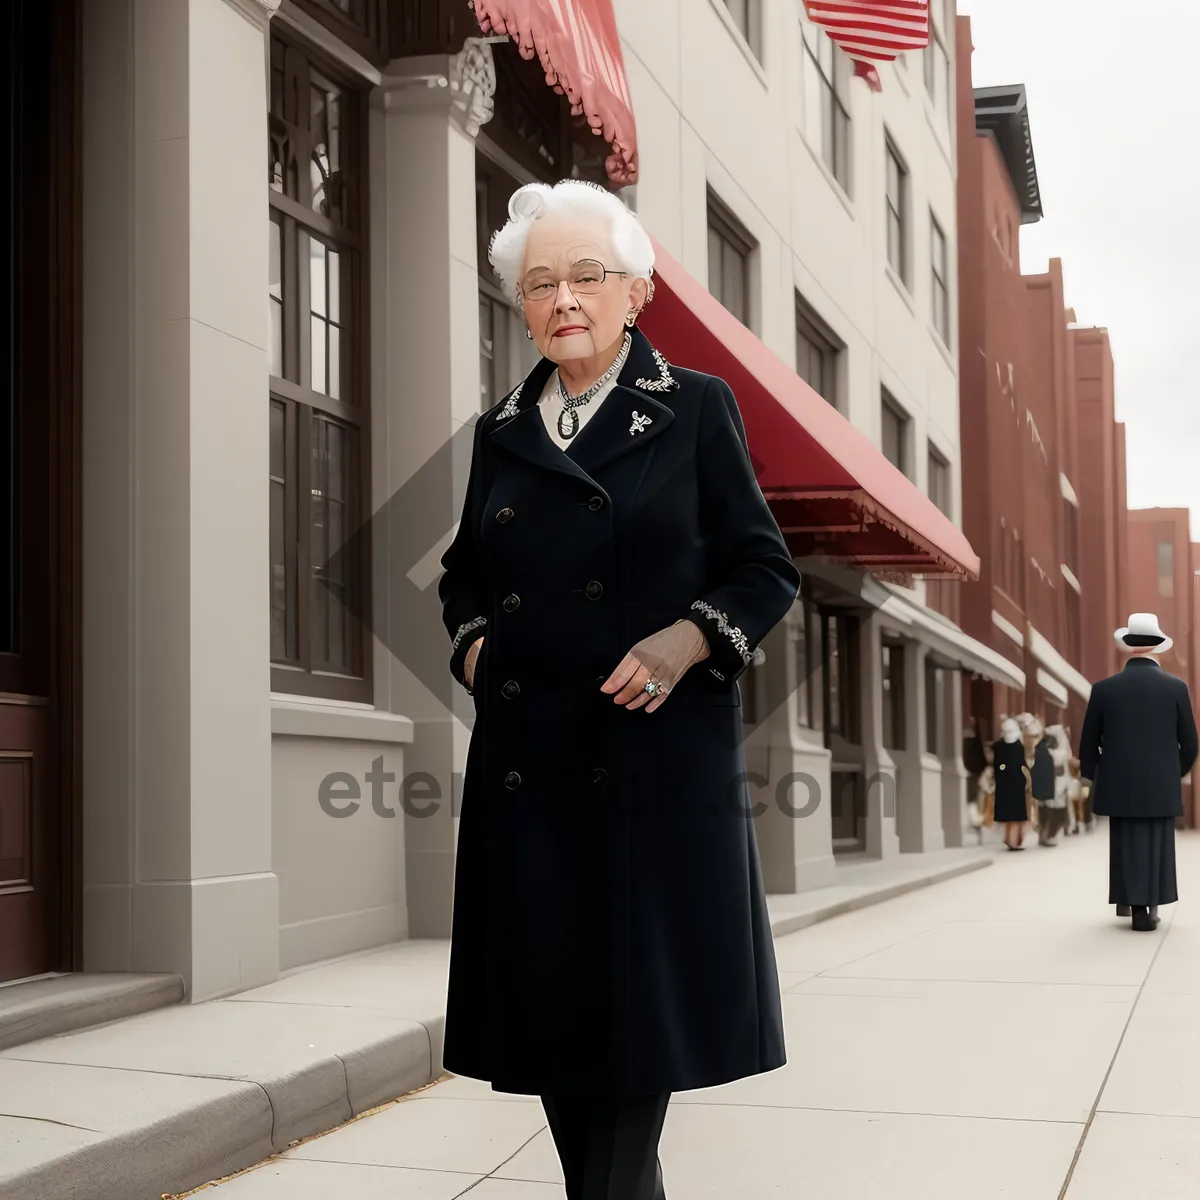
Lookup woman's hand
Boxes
[465,636,484,689]
[599,620,710,713]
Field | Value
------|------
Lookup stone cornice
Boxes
[222,0,281,30]
[377,39,498,138]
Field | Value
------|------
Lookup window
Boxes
[923,0,951,119]
[930,213,950,344]
[722,0,762,58]
[268,32,370,701]
[1159,539,1175,597]
[998,516,1008,593]
[881,641,906,750]
[823,612,860,743]
[1065,586,1081,664]
[1063,498,1079,574]
[707,194,754,326]
[476,156,540,411]
[801,19,850,189]
[881,391,908,475]
[924,657,944,756]
[927,443,950,515]
[289,0,387,65]
[795,294,842,406]
[885,138,908,282]
[796,595,823,730]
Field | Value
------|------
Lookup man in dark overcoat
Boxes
[1078,613,1199,930]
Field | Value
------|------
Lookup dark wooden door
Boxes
[0,0,79,983]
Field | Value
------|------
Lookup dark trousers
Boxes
[540,1092,670,1200]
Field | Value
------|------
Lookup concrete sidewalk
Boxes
[0,846,991,1200]
[152,829,1200,1199]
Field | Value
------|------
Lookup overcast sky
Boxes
[959,0,1200,537]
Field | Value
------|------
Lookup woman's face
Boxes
[518,213,648,364]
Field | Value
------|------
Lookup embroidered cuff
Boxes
[451,616,486,691]
[684,599,753,683]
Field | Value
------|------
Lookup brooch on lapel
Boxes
[629,411,652,435]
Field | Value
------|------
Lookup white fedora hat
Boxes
[1114,612,1173,654]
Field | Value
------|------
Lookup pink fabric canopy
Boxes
[472,0,639,185]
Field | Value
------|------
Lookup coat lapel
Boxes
[487,327,680,486]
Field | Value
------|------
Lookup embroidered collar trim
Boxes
[492,333,678,425]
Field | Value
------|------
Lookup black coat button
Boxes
[504,771,521,789]
[591,768,608,787]
[588,496,604,511]
[502,680,520,699]
[585,581,604,600]
[496,507,514,523]
[503,594,520,612]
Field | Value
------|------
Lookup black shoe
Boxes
[1116,904,1131,917]
[1131,906,1160,932]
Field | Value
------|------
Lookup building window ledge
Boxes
[796,126,855,218]
[928,321,955,371]
[991,608,1025,647]
[270,695,415,744]
[1061,563,1081,594]
[703,0,768,88]
[923,104,953,171]
[885,262,915,315]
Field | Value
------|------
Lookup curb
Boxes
[768,855,993,939]
[4,858,989,1200]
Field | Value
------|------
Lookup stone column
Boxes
[860,613,900,858]
[372,43,495,936]
[895,641,945,853]
[82,0,280,999]
[941,673,969,847]
[754,608,836,894]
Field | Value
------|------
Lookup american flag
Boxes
[803,0,931,92]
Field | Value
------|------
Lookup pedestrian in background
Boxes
[992,717,1031,849]
[1046,724,1075,835]
[1031,719,1067,845]
[1078,613,1199,931]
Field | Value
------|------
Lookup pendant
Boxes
[558,407,579,440]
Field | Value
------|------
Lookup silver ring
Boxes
[643,679,665,697]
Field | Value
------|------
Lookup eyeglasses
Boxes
[519,259,627,304]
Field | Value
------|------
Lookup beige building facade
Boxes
[3,0,1019,998]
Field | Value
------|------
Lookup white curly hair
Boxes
[487,180,655,305]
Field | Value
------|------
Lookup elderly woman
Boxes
[438,180,801,1200]
[992,716,1031,849]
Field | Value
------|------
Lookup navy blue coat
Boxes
[437,328,800,1096]
[1078,657,1199,819]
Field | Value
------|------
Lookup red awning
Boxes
[638,238,979,579]
[472,0,638,185]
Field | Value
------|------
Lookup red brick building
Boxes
[1074,328,1130,687]
[955,17,1117,744]
[1125,509,1197,823]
